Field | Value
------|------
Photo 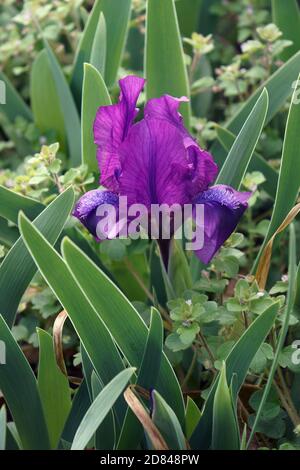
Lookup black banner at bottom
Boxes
[1,449,299,466]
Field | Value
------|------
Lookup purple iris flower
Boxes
[73,75,250,264]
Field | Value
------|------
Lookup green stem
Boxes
[181,347,198,389]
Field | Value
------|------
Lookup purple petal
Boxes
[145,94,218,196]
[187,145,218,199]
[118,118,190,209]
[193,185,251,264]
[144,95,189,129]
[73,189,120,239]
[93,75,145,191]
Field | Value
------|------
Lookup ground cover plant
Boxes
[0,0,300,452]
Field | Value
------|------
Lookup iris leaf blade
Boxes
[70,0,103,106]
[185,396,201,440]
[0,187,74,328]
[81,63,111,173]
[90,12,107,77]
[18,215,126,425]
[216,126,278,199]
[43,39,81,166]
[272,0,300,61]
[62,238,185,425]
[253,74,300,272]
[37,329,71,449]
[117,308,163,449]
[30,50,67,153]
[212,363,239,450]
[0,71,32,122]
[0,218,19,248]
[100,0,132,87]
[216,89,269,189]
[145,0,190,127]
[60,380,91,447]
[71,368,135,450]
[0,185,44,225]
[0,315,50,450]
[91,372,116,450]
[151,390,187,450]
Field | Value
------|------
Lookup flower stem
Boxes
[124,257,172,328]
[157,238,171,269]
[181,347,198,390]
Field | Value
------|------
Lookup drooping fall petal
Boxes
[73,189,120,240]
[193,185,251,264]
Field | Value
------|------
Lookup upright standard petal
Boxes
[118,119,191,209]
[93,75,145,191]
[145,94,218,197]
[144,95,189,129]
[193,185,251,264]
[73,189,119,240]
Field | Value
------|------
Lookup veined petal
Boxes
[93,75,145,191]
[118,118,190,209]
[145,94,218,196]
[187,145,218,198]
[193,185,251,264]
[73,189,120,240]
[144,95,189,129]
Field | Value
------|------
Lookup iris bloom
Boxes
[73,75,250,264]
